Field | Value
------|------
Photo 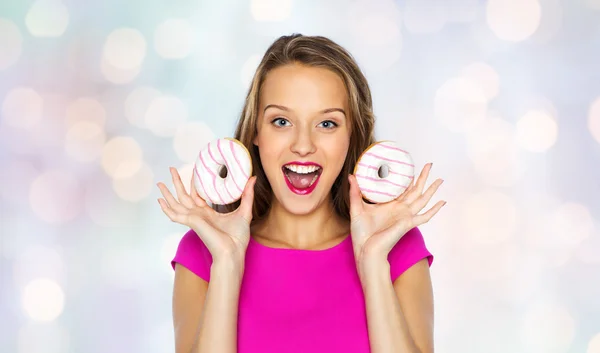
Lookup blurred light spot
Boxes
[101,136,143,179]
[65,121,106,162]
[588,97,600,145]
[526,94,559,118]
[100,57,141,84]
[22,278,65,321]
[241,54,261,88]
[492,253,545,304]
[486,0,541,42]
[516,110,558,152]
[435,77,488,133]
[464,242,520,282]
[466,113,522,187]
[549,203,593,247]
[85,175,139,227]
[25,0,69,38]
[30,170,82,224]
[0,160,38,206]
[112,162,154,202]
[1,87,43,129]
[65,97,106,128]
[0,18,23,70]
[403,0,447,34]
[532,0,563,43]
[161,233,182,277]
[525,203,593,267]
[460,62,500,100]
[195,30,237,68]
[589,333,600,353]
[154,19,194,59]
[13,246,65,289]
[18,322,69,353]
[125,86,162,129]
[173,122,215,163]
[145,95,188,137]
[462,189,517,244]
[445,0,479,23]
[577,232,600,265]
[584,0,600,10]
[102,28,146,70]
[250,0,292,22]
[350,14,402,71]
[521,300,575,353]
[101,247,144,289]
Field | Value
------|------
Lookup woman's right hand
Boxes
[157,167,257,264]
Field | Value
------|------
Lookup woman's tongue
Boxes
[285,170,317,189]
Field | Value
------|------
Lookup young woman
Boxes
[157,34,445,353]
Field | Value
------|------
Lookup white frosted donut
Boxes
[353,140,415,203]
[193,138,252,205]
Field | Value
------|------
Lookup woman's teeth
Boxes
[284,164,321,174]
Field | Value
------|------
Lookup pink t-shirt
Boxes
[171,227,433,353]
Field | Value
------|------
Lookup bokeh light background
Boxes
[1,0,599,352]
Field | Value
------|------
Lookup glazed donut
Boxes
[353,140,415,203]
[193,138,252,205]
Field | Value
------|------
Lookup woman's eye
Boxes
[318,120,338,129]
[272,117,291,127]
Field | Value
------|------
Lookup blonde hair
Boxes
[215,34,376,223]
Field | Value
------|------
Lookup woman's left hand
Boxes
[348,163,446,273]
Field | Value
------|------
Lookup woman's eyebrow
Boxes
[263,104,346,116]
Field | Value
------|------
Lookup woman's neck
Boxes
[251,198,349,250]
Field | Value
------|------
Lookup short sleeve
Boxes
[387,226,433,282]
[171,229,213,282]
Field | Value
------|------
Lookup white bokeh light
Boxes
[589,332,600,353]
[588,97,600,145]
[30,170,82,224]
[85,175,140,227]
[460,62,500,100]
[13,246,65,289]
[102,28,146,70]
[100,57,141,84]
[466,113,522,187]
[101,136,143,179]
[18,322,69,353]
[22,278,65,321]
[65,121,107,162]
[435,77,488,133]
[145,95,188,137]
[177,163,195,195]
[521,300,575,353]
[65,97,106,128]
[462,190,517,244]
[112,162,154,202]
[1,87,43,129]
[486,0,542,42]
[350,14,402,71]
[154,19,194,59]
[516,110,558,152]
[532,0,563,43]
[577,232,600,265]
[25,0,69,38]
[241,54,261,88]
[250,0,292,22]
[445,0,479,23]
[173,122,216,163]
[403,0,447,34]
[125,86,162,128]
[0,18,23,70]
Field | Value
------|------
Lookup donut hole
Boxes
[218,165,228,178]
[377,165,389,178]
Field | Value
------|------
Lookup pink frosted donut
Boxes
[193,138,252,205]
[353,140,415,203]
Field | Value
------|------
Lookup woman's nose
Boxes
[290,129,316,156]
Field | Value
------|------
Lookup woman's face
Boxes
[254,63,351,215]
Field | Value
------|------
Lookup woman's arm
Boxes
[360,258,434,353]
[173,258,244,353]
